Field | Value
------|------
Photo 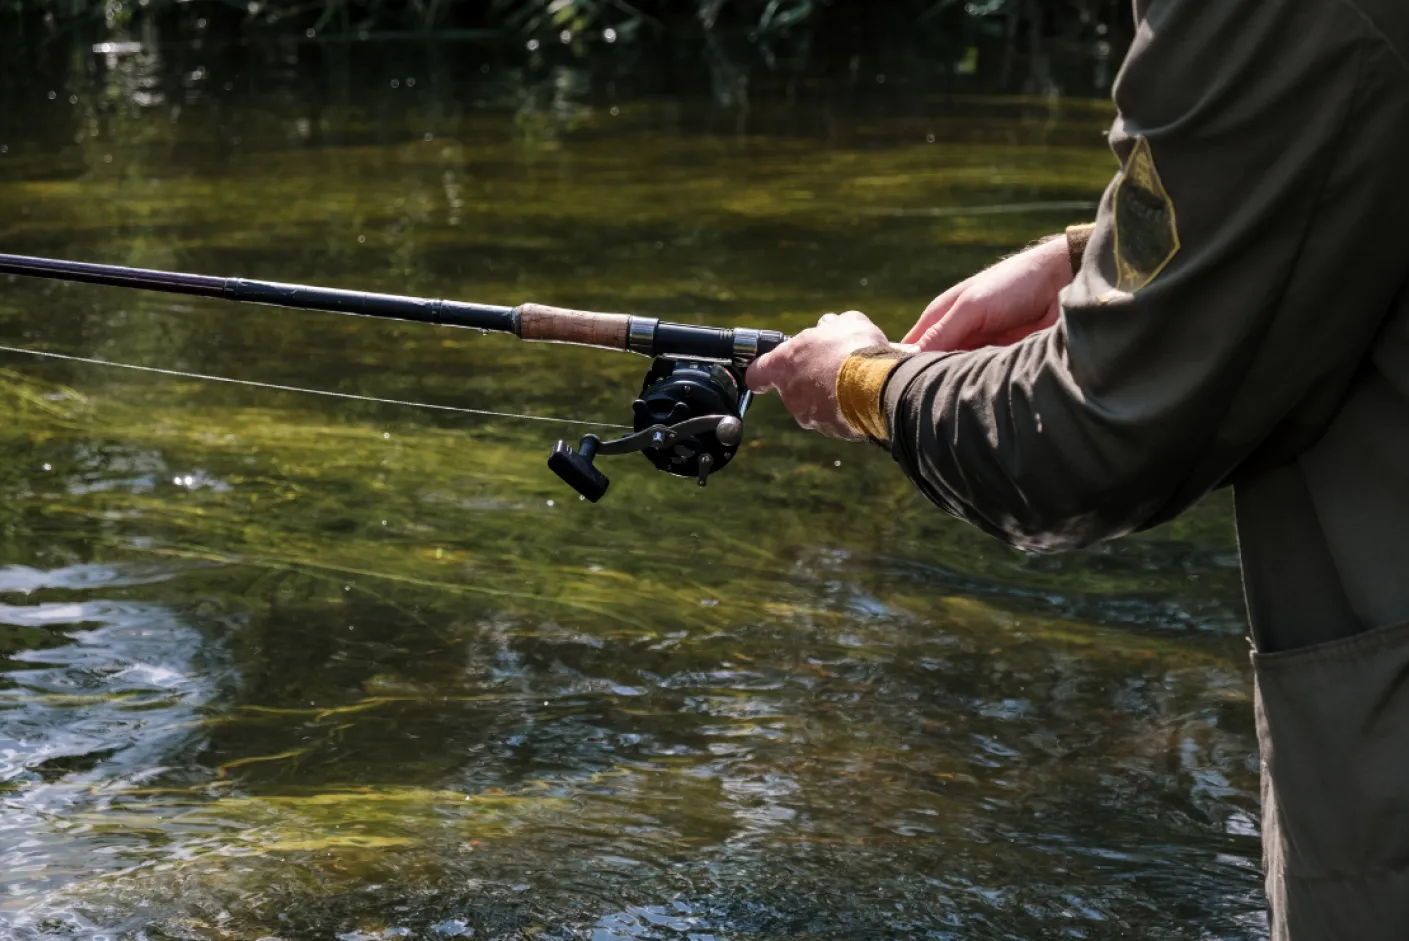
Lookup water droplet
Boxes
[305,27,315,38]
[103,154,112,163]
[546,499,555,507]
[610,106,620,116]
[860,277,869,286]
[47,90,56,100]
[526,38,540,51]
[358,235,366,244]
[407,77,416,87]
[383,432,390,439]
[480,63,490,73]
[390,79,400,89]
[834,460,842,467]
[876,74,886,84]
[381,520,387,526]
[926,133,935,143]
[68,95,77,105]
[559,29,572,43]
[604,27,617,43]
[424,132,433,141]
[42,463,50,471]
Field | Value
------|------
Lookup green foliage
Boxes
[3,0,1125,44]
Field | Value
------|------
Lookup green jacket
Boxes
[865,0,1409,935]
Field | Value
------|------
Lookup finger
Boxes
[832,421,865,442]
[902,280,969,344]
[915,300,992,353]
[746,341,795,394]
[773,388,804,428]
[780,378,827,424]
[745,353,780,394]
[985,302,1061,348]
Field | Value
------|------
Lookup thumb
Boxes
[746,348,784,394]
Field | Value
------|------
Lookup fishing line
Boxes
[0,344,630,430]
[0,252,791,499]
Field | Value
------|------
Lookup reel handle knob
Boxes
[714,415,743,447]
[548,435,610,503]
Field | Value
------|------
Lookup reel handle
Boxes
[547,415,744,503]
[549,435,611,503]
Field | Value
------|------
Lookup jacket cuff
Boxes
[1065,222,1097,276]
[836,346,910,443]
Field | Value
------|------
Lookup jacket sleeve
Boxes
[880,0,1405,552]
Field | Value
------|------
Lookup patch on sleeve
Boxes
[1113,137,1180,293]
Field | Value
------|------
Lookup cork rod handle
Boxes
[514,303,631,350]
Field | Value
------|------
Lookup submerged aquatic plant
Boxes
[0,67,1253,939]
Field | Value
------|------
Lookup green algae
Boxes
[0,45,1259,941]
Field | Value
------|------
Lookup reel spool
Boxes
[548,358,752,503]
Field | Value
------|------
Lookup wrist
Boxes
[835,346,911,443]
[1028,233,1076,289]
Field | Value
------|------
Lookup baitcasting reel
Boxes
[548,358,751,502]
[0,253,793,506]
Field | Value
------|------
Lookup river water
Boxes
[0,33,1263,941]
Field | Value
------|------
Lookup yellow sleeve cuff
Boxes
[836,346,908,443]
[1065,222,1097,276]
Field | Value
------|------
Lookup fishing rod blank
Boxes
[0,251,799,502]
[0,253,786,366]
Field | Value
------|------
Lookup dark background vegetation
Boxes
[3,0,1134,100]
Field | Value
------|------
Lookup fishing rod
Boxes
[0,252,789,503]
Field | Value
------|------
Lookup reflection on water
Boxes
[0,34,1262,941]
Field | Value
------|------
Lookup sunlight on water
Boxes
[0,34,1263,941]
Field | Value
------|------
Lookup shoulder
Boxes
[1114,0,1402,135]
[1335,0,1409,73]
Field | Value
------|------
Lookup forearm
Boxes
[831,0,1383,557]
[838,225,1092,449]
[879,331,1188,550]
[837,326,1182,551]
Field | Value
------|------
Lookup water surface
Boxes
[0,36,1262,940]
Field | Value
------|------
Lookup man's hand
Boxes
[747,311,890,439]
[903,234,1073,352]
